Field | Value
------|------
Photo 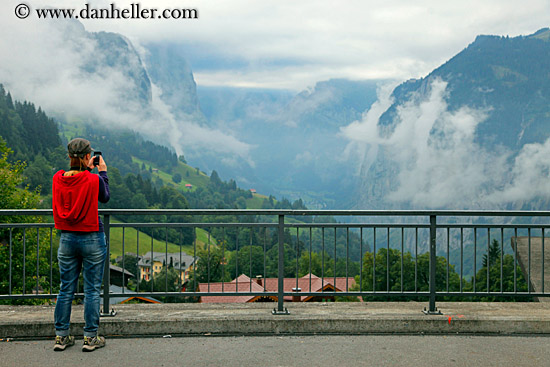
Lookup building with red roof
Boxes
[198,274,357,303]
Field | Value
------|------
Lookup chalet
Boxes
[249,189,256,194]
[185,184,193,189]
[198,274,357,303]
[109,264,134,288]
[137,251,196,283]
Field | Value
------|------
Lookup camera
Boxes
[93,151,102,166]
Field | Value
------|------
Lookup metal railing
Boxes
[1,209,549,314]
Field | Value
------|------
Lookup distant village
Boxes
[106,251,357,305]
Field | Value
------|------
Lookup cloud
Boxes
[340,82,397,173]
[2,0,548,91]
[342,78,550,208]
[487,139,550,203]
[286,85,334,118]
[293,151,314,166]
[68,0,550,90]
[0,6,253,161]
[147,83,253,161]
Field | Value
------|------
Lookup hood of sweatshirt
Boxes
[52,170,99,230]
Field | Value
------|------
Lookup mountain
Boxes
[1,18,258,173]
[197,79,384,208]
[58,20,153,110]
[143,43,203,119]
[89,31,152,107]
[381,28,550,148]
[348,28,550,210]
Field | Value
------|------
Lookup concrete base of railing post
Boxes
[272,308,290,315]
[100,308,118,317]
[422,306,442,315]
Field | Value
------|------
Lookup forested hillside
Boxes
[0,83,308,215]
[0,85,67,195]
[381,28,550,149]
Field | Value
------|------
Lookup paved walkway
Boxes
[2,302,550,339]
[2,334,550,367]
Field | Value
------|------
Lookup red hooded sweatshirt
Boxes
[52,170,99,231]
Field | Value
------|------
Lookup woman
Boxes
[52,138,110,352]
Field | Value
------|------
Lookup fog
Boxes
[342,78,550,208]
[0,16,252,161]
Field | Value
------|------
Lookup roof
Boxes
[198,279,272,303]
[100,285,161,305]
[110,264,134,278]
[198,274,356,303]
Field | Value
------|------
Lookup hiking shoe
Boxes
[82,335,106,352]
[53,335,75,351]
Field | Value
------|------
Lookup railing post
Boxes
[424,215,442,315]
[101,214,116,317]
[273,214,289,315]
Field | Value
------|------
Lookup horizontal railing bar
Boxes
[438,224,550,229]
[0,293,275,300]
[3,291,546,300]
[276,291,550,297]
[110,223,430,229]
[285,224,430,228]
[0,223,55,228]
[4,209,550,217]
[4,222,550,230]
[281,292,430,297]
[435,292,550,297]
[109,223,278,228]
[431,294,548,298]
[275,292,548,298]
[0,293,85,300]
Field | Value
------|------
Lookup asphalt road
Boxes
[1,334,549,367]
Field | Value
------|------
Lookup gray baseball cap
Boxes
[67,138,93,158]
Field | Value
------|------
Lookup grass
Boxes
[532,29,550,41]
[132,157,271,211]
[108,221,215,260]
[132,157,209,193]
[246,193,268,209]
[58,119,89,142]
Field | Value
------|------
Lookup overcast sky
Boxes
[2,0,550,91]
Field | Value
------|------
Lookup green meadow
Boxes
[108,224,215,260]
[131,156,210,193]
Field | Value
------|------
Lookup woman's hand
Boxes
[87,154,107,172]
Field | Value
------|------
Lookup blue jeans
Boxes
[54,232,107,338]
